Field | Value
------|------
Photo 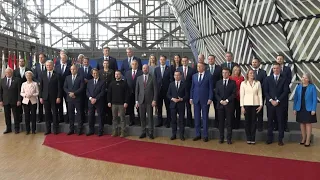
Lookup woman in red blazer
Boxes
[230,65,244,129]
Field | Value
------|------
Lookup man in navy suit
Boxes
[55,49,72,66]
[86,68,106,136]
[63,65,85,135]
[154,55,171,128]
[215,68,237,144]
[96,46,118,71]
[120,47,142,75]
[54,54,71,123]
[264,62,289,146]
[190,62,213,142]
[177,56,196,127]
[124,60,143,126]
[167,71,189,141]
[207,55,222,127]
[34,53,47,123]
[78,57,93,119]
[270,55,292,132]
[251,58,267,131]
[197,54,208,69]
[220,52,239,71]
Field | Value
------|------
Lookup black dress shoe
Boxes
[86,132,94,136]
[139,133,146,139]
[3,130,12,134]
[284,127,290,132]
[305,141,311,147]
[273,127,278,131]
[149,134,154,139]
[180,136,185,141]
[67,131,74,135]
[98,133,103,137]
[53,132,58,135]
[165,124,170,128]
[203,137,208,142]
[37,120,43,123]
[155,124,163,127]
[129,122,134,126]
[170,135,176,140]
[32,131,36,134]
[278,141,284,146]
[26,131,30,135]
[219,139,224,144]
[265,140,273,144]
[193,136,201,141]
[44,132,51,135]
[227,140,232,144]
[15,130,20,134]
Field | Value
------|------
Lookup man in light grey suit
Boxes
[135,65,157,139]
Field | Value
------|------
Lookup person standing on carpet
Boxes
[190,62,213,142]
[135,64,157,139]
[293,73,317,147]
[215,68,236,144]
[20,71,39,135]
[63,65,85,135]
[167,71,188,141]
[263,62,289,146]
[240,69,263,144]
[86,68,106,137]
[108,71,129,137]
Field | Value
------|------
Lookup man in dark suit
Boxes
[124,60,143,126]
[54,49,72,66]
[63,65,85,135]
[120,47,142,75]
[221,52,239,71]
[86,68,106,136]
[177,56,196,127]
[96,46,118,71]
[54,54,71,123]
[215,68,236,144]
[78,57,93,119]
[190,62,213,142]
[167,71,189,141]
[135,65,157,139]
[251,58,267,131]
[197,54,208,69]
[264,62,289,146]
[270,55,292,132]
[39,60,62,135]
[207,55,222,127]
[34,53,47,123]
[13,58,32,123]
[154,55,171,128]
[0,68,21,134]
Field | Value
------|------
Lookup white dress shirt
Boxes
[20,67,25,78]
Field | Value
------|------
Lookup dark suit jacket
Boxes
[120,56,142,74]
[39,71,62,101]
[167,81,189,109]
[135,74,158,105]
[255,68,267,86]
[34,62,47,82]
[54,63,71,88]
[190,72,213,105]
[207,64,222,89]
[78,66,93,80]
[177,66,196,90]
[63,75,85,102]
[124,69,143,94]
[263,75,289,106]
[221,62,239,70]
[86,78,106,106]
[13,67,32,84]
[154,65,171,92]
[55,59,72,66]
[0,77,21,105]
[215,79,237,109]
[270,65,292,85]
[96,56,118,71]
[169,65,181,82]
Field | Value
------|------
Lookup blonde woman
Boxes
[20,71,39,134]
[148,54,157,75]
[229,65,244,129]
[240,69,263,144]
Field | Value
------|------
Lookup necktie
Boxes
[7,78,10,87]
[42,65,45,72]
[94,79,97,85]
[161,66,164,78]
[176,82,179,90]
[129,57,131,68]
[184,67,187,80]
[254,70,258,79]
[144,75,147,88]
[48,72,51,80]
[84,67,87,75]
[199,73,202,82]
[132,70,136,80]
[275,75,278,84]
[62,64,65,74]
[72,76,75,85]
[224,80,227,89]
[210,65,214,74]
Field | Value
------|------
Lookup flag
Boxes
[8,51,12,69]
[24,52,27,67]
[13,52,16,70]
[32,53,36,68]
[1,50,6,78]
[53,57,57,65]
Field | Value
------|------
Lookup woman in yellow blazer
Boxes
[240,69,263,144]
[20,71,39,134]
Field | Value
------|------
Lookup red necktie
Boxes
[143,75,147,88]
[132,70,136,80]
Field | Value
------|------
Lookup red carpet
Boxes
[43,134,320,180]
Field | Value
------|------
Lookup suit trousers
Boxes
[218,103,234,140]
[273,95,289,129]
[257,97,265,129]
[267,104,284,141]
[81,92,88,122]
[105,104,113,125]
[171,105,185,136]
[127,93,140,123]
[139,103,154,134]
[244,106,258,141]
[4,104,19,131]
[57,92,69,123]
[43,98,59,133]
[17,104,23,123]
[233,99,241,129]
[38,96,44,121]
[88,102,104,134]
[23,102,37,132]
[67,101,82,132]
[111,105,126,132]
[185,100,193,127]
[194,103,209,138]
[157,88,171,126]
[212,99,219,128]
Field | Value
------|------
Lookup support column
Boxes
[141,0,147,48]
[40,0,45,44]
[90,0,96,51]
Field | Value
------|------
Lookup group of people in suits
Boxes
[0,49,317,147]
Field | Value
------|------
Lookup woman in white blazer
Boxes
[20,71,39,134]
[240,69,263,144]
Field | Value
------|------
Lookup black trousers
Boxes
[67,101,83,132]
[4,104,19,131]
[267,104,284,141]
[88,102,105,134]
[23,102,37,132]
[185,100,193,127]
[212,99,219,128]
[43,98,59,133]
[157,88,171,126]
[257,97,265,129]
[38,96,44,121]
[57,92,68,123]
[233,99,241,129]
[171,104,185,136]
[127,93,140,124]
[105,105,112,125]
[244,106,258,141]
[273,95,289,129]
[218,103,234,140]
[17,103,23,123]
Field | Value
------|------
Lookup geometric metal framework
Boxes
[167,0,320,100]
[0,0,189,50]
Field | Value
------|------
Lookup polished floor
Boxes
[0,113,319,180]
